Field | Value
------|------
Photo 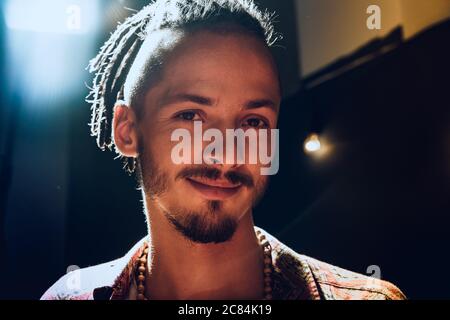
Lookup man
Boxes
[42,0,405,300]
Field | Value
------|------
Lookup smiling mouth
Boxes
[185,177,242,200]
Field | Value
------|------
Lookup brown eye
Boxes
[176,111,201,121]
[243,117,268,129]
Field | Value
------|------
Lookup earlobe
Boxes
[112,103,139,158]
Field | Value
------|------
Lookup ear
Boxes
[112,103,139,158]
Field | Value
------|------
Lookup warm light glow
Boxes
[304,134,322,153]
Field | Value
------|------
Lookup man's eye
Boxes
[243,117,268,129]
[176,111,201,121]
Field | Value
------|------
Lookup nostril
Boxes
[205,156,222,165]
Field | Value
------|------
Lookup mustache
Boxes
[176,166,254,188]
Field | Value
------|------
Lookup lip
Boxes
[185,177,242,200]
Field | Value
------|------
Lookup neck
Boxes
[143,199,265,300]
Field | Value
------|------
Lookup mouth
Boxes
[185,177,243,200]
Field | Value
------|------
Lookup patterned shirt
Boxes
[41,226,406,300]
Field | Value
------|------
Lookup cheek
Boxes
[141,125,178,163]
[248,162,269,183]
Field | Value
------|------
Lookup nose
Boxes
[205,155,241,173]
[201,119,246,172]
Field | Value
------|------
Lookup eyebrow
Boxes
[160,93,278,112]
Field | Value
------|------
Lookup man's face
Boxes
[134,30,281,243]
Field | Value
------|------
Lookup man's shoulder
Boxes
[267,238,405,299]
[298,254,406,300]
[40,258,126,300]
[258,227,406,300]
[41,237,147,300]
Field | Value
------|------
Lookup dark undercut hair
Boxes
[86,0,281,175]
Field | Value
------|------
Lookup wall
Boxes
[295,0,450,77]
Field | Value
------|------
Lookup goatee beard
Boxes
[164,201,238,244]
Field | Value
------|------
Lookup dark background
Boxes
[0,0,449,299]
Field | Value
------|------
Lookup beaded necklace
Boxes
[136,229,273,300]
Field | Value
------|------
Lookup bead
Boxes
[264,257,272,264]
[138,284,145,292]
[140,258,147,264]
[138,266,146,273]
[138,275,145,282]
[265,294,272,300]
[263,267,272,274]
[264,286,272,293]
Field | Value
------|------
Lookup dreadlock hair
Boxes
[86,0,281,176]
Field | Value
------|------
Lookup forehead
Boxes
[142,30,281,108]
